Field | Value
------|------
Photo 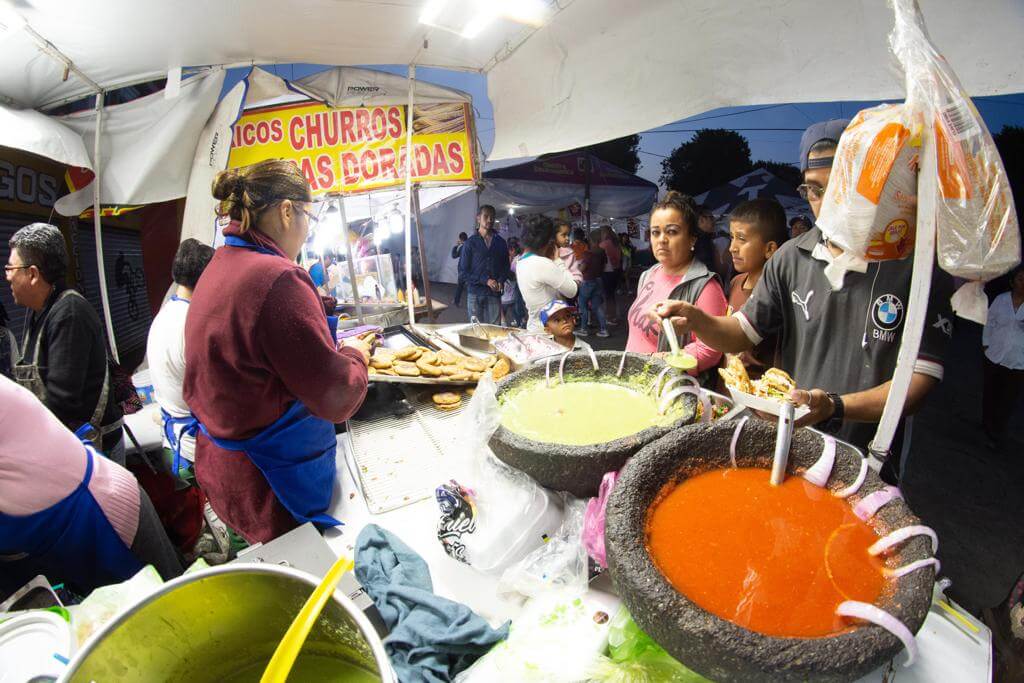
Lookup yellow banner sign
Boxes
[227,101,477,195]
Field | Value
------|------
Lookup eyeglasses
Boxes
[797,184,826,201]
[3,265,30,274]
[298,207,320,225]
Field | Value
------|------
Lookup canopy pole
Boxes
[411,185,435,321]
[584,150,592,230]
[335,195,363,324]
[92,92,119,364]
[868,122,938,465]
[404,64,417,323]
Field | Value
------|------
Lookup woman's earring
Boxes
[691,244,695,252]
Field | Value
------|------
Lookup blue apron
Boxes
[159,295,199,476]
[196,234,341,529]
[0,443,142,594]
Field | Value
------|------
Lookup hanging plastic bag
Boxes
[582,470,619,569]
[890,0,1020,321]
[816,103,922,263]
[435,373,564,574]
[588,606,712,683]
[497,496,589,600]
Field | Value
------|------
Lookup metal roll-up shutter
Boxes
[74,225,153,371]
[0,217,30,346]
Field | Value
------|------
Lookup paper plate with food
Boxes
[718,356,810,419]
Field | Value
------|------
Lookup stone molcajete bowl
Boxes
[606,419,936,683]
[489,351,698,498]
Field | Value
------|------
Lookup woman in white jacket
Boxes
[516,216,578,332]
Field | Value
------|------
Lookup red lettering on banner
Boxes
[256,121,271,144]
[360,150,379,179]
[323,111,339,146]
[242,123,256,147]
[305,114,323,148]
[379,147,398,180]
[299,157,317,189]
[316,154,334,189]
[232,126,242,148]
[355,110,371,143]
[340,152,360,185]
[448,142,465,174]
[415,145,432,176]
[371,108,387,141]
[270,119,283,143]
[432,143,450,175]
[387,107,403,139]
[289,116,305,150]
[340,110,356,145]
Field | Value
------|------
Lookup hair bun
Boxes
[211,169,245,201]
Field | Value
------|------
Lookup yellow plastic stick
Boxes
[260,554,355,683]
[936,599,980,634]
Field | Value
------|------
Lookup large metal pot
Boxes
[60,564,394,682]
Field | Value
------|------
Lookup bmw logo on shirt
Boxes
[871,294,905,342]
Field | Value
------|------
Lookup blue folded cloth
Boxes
[355,524,509,682]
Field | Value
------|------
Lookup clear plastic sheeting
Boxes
[890,0,1020,322]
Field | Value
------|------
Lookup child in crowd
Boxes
[540,299,588,351]
[724,198,788,379]
[576,230,609,337]
[556,220,583,283]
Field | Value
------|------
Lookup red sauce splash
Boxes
[646,467,885,638]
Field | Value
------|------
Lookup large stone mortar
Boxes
[489,351,697,497]
[606,420,935,683]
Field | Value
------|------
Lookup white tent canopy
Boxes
[2,0,1022,163]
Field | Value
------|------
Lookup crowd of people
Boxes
[0,116,1020,608]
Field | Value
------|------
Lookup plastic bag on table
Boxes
[497,496,588,601]
[435,373,564,574]
[66,565,164,647]
[588,606,712,683]
[815,102,922,264]
[890,0,1020,321]
[582,470,619,569]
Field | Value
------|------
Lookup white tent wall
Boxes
[0,106,92,170]
[52,69,225,216]
[416,186,477,285]
[486,0,1024,159]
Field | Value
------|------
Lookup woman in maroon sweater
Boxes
[183,160,370,544]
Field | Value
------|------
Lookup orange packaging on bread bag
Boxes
[816,103,922,262]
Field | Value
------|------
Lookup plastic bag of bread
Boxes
[816,103,922,262]
[890,0,1020,321]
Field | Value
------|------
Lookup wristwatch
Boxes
[821,392,845,434]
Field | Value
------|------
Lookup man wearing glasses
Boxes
[651,120,954,484]
[5,223,125,464]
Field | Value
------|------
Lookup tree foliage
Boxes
[660,129,752,195]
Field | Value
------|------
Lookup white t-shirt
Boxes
[984,291,1024,370]
[146,297,195,461]
[516,253,579,332]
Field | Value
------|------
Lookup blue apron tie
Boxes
[0,443,142,594]
[224,234,278,256]
[197,400,341,529]
[161,409,199,476]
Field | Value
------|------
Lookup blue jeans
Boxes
[467,291,501,325]
[578,279,608,331]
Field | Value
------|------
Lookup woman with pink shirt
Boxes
[626,192,727,384]
[0,376,182,595]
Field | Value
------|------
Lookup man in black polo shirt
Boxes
[6,223,124,463]
[652,120,954,481]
